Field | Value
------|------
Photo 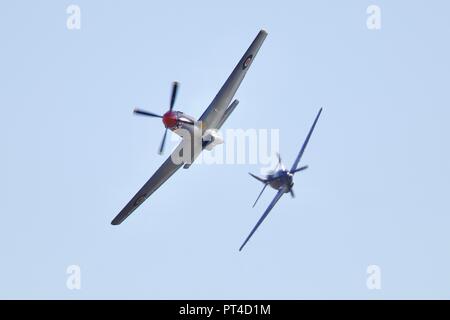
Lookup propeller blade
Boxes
[276,152,285,170]
[290,189,295,198]
[249,172,267,184]
[291,165,308,174]
[134,108,163,118]
[252,183,268,208]
[169,81,179,111]
[158,128,168,155]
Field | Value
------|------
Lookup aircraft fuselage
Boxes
[266,170,294,193]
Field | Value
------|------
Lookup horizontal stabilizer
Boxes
[216,99,239,129]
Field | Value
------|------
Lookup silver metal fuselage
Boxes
[170,111,198,133]
[170,111,217,142]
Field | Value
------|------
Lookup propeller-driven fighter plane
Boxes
[112,30,268,225]
[239,108,323,251]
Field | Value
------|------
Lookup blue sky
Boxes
[1,1,450,299]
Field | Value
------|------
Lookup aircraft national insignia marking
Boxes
[243,55,253,69]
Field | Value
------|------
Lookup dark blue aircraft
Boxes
[240,108,323,251]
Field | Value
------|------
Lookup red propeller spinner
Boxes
[162,111,178,128]
[133,81,191,155]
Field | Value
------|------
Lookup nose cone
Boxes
[162,111,178,128]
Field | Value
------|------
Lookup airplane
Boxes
[111,29,268,225]
[239,108,323,251]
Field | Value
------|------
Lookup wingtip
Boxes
[111,216,124,225]
[316,107,323,119]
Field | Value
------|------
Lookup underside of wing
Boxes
[239,188,286,251]
[111,152,184,225]
[199,29,267,131]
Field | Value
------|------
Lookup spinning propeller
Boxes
[133,82,192,155]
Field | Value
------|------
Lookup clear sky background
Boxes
[1,1,450,299]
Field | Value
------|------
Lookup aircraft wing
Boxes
[290,108,323,172]
[239,187,286,251]
[199,29,268,131]
[111,151,184,225]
